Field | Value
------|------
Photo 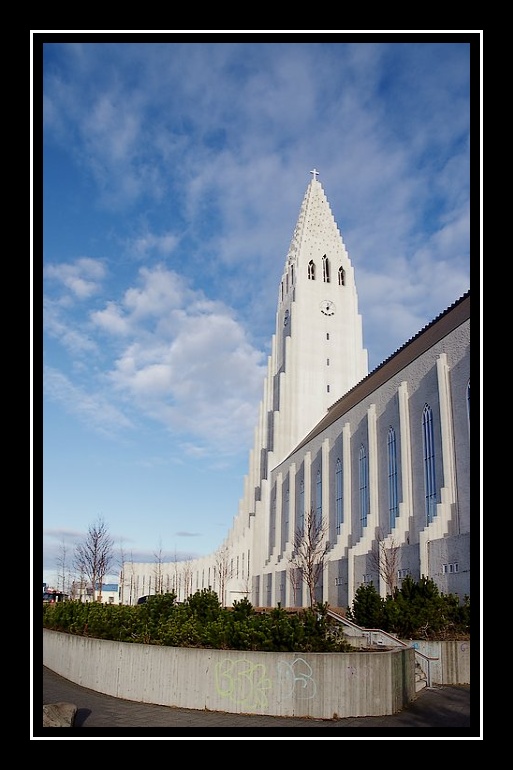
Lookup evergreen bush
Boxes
[347,577,470,639]
[43,578,469,649]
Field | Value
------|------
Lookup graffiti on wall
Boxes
[215,659,272,709]
[276,657,316,700]
[214,656,317,709]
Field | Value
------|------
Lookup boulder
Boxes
[43,702,78,727]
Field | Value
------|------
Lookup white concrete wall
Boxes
[43,629,416,719]
[410,639,471,685]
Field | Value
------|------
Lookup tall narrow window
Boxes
[359,445,369,528]
[467,380,470,425]
[269,490,276,554]
[283,486,290,546]
[387,427,399,529]
[322,255,330,283]
[335,458,343,534]
[316,469,322,526]
[298,479,304,534]
[291,264,294,285]
[422,404,437,524]
[308,260,315,280]
[338,266,345,286]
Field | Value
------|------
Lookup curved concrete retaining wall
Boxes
[43,630,417,719]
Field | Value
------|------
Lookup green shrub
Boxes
[346,583,385,628]
[347,577,470,640]
[42,581,469,650]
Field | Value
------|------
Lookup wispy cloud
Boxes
[43,366,134,435]
[44,257,107,299]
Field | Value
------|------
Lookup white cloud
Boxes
[104,270,267,455]
[45,260,268,456]
[130,232,180,258]
[44,297,99,355]
[91,301,131,336]
[44,257,106,299]
[122,266,190,319]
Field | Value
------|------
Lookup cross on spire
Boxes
[310,168,319,180]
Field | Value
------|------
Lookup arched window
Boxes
[422,404,437,524]
[359,445,369,528]
[308,260,315,280]
[338,266,345,286]
[322,255,330,283]
[316,468,322,526]
[335,458,343,534]
[387,427,399,529]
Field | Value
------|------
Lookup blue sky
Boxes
[38,33,477,588]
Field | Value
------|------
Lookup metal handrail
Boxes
[326,608,439,687]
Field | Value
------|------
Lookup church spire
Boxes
[272,171,368,464]
[282,170,349,287]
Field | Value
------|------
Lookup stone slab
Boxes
[43,702,78,727]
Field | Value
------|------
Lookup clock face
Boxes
[320,300,335,316]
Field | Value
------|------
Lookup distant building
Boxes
[43,588,67,603]
[70,581,119,604]
[99,583,119,604]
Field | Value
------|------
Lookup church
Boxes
[119,172,470,610]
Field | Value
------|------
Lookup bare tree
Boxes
[118,541,136,605]
[153,538,166,595]
[287,564,302,607]
[74,516,114,602]
[171,551,181,600]
[55,537,71,595]
[118,541,126,603]
[238,564,252,602]
[288,508,330,607]
[369,528,400,596]
[71,563,88,601]
[214,544,230,606]
[182,559,193,600]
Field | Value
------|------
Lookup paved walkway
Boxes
[37,666,480,738]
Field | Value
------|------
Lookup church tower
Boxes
[236,171,368,572]
[270,169,368,467]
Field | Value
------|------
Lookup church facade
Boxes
[119,173,470,610]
